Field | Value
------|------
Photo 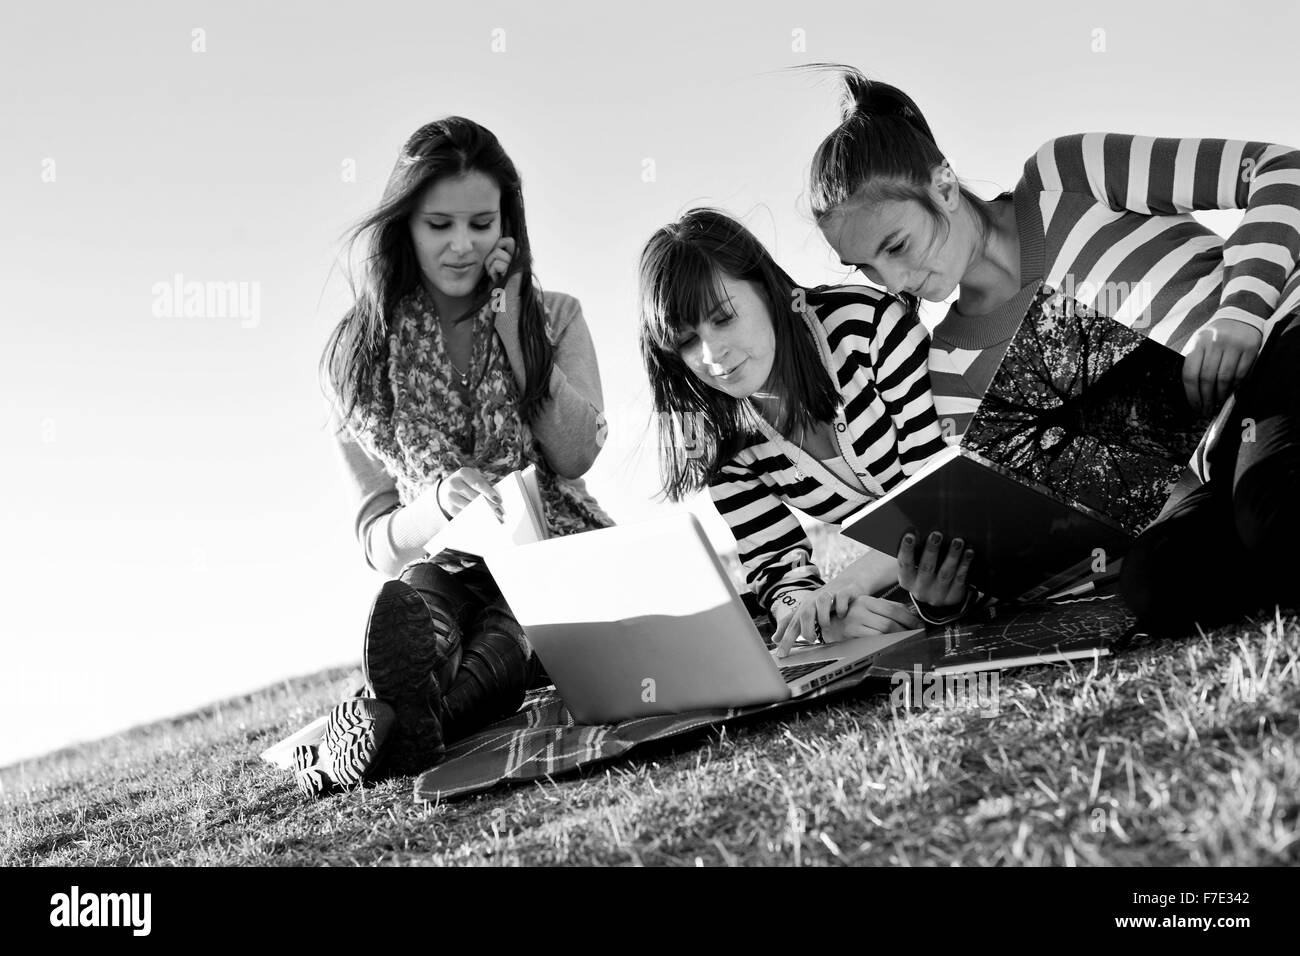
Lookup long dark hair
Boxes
[799,63,995,304]
[639,208,841,501]
[319,116,554,432]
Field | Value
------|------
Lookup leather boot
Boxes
[362,578,458,775]
[440,599,532,743]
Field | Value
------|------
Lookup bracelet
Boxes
[776,593,802,609]
[910,588,976,626]
[434,476,454,520]
[769,590,808,629]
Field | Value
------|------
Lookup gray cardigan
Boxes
[328,288,606,577]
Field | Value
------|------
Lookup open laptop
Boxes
[484,512,921,724]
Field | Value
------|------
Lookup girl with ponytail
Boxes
[804,64,1300,637]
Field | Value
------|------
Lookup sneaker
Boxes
[321,697,395,788]
[291,744,331,798]
[363,579,450,774]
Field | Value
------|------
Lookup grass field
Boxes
[4,527,1299,866]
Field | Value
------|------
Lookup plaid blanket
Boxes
[411,591,1135,803]
[413,665,876,803]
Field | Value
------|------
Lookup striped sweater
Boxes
[929,132,1300,461]
[707,284,948,617]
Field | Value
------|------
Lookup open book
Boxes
[423,464,548,558]
[842,281,1212,600]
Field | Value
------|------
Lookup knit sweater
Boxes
[707,284,949,618]
[328,289,607,578]
[929,133,1300,460]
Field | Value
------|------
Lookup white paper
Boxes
[423,466,547,558]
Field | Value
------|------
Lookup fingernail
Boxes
[952,538,964,549]
[930,532,941,542]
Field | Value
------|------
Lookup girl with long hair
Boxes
[300,116,612,795]
[804,65,1300,636]
[639,208,947,657]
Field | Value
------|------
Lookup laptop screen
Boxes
[959,281,1213,535]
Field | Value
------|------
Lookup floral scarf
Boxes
[346,284,612,572]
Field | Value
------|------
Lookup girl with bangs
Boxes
[640,208,948,657]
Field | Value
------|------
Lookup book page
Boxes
[520,465,546,539]
[259,714,329,769]
[423,469,547,558]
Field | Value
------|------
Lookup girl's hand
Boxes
[773,587,920,658]
[897,530,973,609]
[436,466,504,521]
[484,237,516,284]
[1181,316,1262,414]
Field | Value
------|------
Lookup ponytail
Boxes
[795,63,994,253]
[835,67,938,147]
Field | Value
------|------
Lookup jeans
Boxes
[1120,311,1300,636]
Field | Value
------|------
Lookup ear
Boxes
[932,160,960,210]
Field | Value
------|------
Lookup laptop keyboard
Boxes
[778,659,840,682]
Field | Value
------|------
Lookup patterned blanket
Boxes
[412,665,876,803]
[411,592,1135,803]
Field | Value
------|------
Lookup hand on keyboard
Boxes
[774,591,922,659]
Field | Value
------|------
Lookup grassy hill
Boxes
[4,528,1299,866]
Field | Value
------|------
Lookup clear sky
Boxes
[2,0,1296,767]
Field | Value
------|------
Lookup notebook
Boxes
[867,593,1132,676]
[423,464,547,558]
[842,282,1213,599]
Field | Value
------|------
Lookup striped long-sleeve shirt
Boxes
[929,133,1300,464]
[707,284,948,618]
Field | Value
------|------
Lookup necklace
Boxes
[791,420,810,479]
[779,411,815,479]
[439,315,475,389]
[423,286,477,390]
[751,394,813,478]
[450,360,471,390]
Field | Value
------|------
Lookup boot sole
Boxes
[363,579,447,774]
[291,745,330,798]
[322,697,395,787]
